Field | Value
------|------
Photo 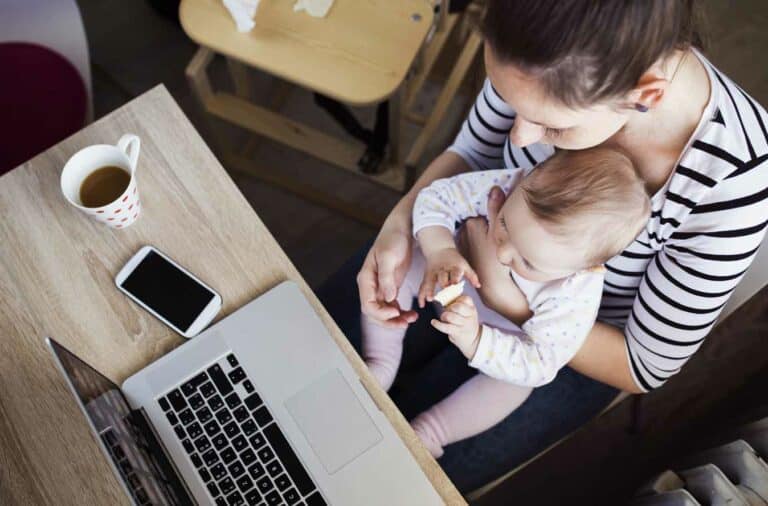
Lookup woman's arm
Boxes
[357,151,474,327]
[568,322,644,393]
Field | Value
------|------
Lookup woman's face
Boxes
[484,45,630,150]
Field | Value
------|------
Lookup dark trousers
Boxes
[316,243,618,493]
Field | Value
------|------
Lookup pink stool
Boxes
[0,42,87,174]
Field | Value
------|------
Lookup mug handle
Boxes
[117,134,141,171]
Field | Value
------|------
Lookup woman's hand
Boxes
[356,150,474,330]
[357,219,418,329]
[458,187,532,325]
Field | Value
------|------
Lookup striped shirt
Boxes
[447,51,768,391]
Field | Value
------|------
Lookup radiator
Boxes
[631,417,768,506]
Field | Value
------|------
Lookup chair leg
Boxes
[404,29,483,180]
[388,89,402,166]
[226,57,251,100]
[312,94,389,174]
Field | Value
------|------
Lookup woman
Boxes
[318,0,768,492]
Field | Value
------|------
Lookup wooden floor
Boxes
[75,1,768,504]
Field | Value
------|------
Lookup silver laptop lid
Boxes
[46,337,194,506]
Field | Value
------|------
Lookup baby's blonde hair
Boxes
[521,147,650,265]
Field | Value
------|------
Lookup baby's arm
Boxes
[414,169,524,304]
[413,169,523,235]
[469,271,605,387]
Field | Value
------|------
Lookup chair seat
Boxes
[179,0,433,105]
[0,42,87,174]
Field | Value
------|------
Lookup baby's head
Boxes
[493,147,650,282]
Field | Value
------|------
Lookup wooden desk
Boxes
[0,86,464,505]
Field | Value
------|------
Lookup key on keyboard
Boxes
[158,353,322,504]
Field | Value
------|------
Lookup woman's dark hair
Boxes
[481,0,704,107]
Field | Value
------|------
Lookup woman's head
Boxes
[482,0,702,149]
[493,148,651,282]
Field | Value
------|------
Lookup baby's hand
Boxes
[419,248,481,307]
[431,296,481,359]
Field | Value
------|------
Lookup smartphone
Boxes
[115,246,222,338]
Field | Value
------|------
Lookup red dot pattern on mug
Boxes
[85,178,141,229]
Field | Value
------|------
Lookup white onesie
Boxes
[413,169,605,387]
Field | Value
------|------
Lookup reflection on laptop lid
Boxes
[46,338,194,506]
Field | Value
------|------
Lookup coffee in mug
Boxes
[79,165,131,208]
[61,134,142,229]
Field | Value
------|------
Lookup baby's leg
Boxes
[411,374,533,458]
[361,247,426,391]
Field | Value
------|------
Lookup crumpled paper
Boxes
[293,0,334,18]
[223,0,261,32]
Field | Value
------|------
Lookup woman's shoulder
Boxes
[691,55,768,180]
[667,54,768,225]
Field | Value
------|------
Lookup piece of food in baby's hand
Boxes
[433,280,466,306]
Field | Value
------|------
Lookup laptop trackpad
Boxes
[285,369,382,474]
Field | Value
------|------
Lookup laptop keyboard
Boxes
[158,354,326,506]
[101,428,152,505]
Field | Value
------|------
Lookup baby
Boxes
[362,147,651,457]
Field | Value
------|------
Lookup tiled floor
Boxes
[75,1,768,504]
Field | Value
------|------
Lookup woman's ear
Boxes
[626,70,670,111]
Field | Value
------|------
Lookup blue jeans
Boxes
[316,243,618,493]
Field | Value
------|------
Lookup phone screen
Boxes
[120,250,215,332]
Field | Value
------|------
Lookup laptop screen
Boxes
[47,338,194,506]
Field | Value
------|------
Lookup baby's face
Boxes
[492,188,592,282]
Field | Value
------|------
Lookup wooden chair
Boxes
[181,0,485,226]
[402,0,484,188]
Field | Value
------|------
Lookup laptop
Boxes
[47,281,442,506]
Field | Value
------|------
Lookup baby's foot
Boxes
[411,415,445,459]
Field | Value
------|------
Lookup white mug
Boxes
[61,134,142,229]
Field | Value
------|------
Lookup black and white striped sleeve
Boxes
[447,78,554,172]
[448,79,514,171]
[625,154,768,392]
